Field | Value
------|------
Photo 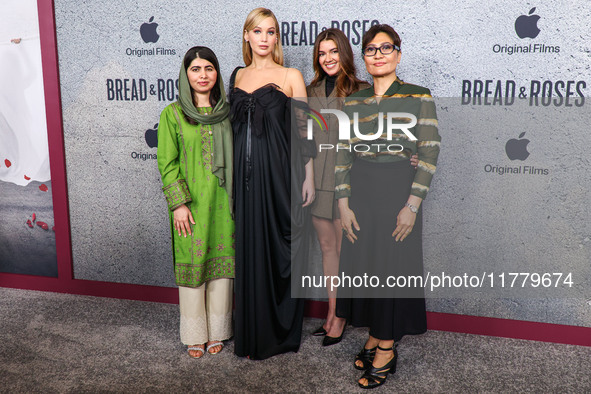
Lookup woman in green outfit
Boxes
[157,46,235,359]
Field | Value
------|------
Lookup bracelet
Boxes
[404,203,418,213]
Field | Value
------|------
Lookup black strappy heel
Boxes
[354,346,377,370]
[357,345,398,389]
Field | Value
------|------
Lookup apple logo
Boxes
[505,132,530,160]
[515,7,541,39]
[140,16,159,43]
[145,123,158,148]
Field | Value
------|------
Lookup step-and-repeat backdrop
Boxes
[54,0,590,326]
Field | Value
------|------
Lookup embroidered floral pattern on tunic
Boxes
[197,107,213,172]
[162,179,192,211]
[175,256,235,287]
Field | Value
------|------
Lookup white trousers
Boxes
[178,278,233,345]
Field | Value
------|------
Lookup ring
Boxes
[342,228,348,233]
[406,230,411,233]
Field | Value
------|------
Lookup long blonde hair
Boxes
[242,8,284,66]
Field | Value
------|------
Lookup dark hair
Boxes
[183,46,221,107]
[361,24,401,53]
[310,28,365,97]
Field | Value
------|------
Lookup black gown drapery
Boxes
[229,68,314,360]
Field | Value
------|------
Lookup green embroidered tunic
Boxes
[335,78,440,200]
[157,103,235,287]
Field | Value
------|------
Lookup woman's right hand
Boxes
[339,201,360,244]
[173,204,195,238]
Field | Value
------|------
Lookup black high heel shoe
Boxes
[312,325,327,336]
[358,345,398,389]
[322,329,344,346]
[354,346,377,370]
[322,323,346,346]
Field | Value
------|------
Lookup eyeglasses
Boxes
[362,43,400,57]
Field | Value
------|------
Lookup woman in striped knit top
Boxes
[335,24,440,389]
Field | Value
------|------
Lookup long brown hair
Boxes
[242,8,284,66]
[310,28,365,97]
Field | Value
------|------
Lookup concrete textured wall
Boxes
[54,0,590,326]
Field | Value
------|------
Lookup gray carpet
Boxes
[0,287,589,393]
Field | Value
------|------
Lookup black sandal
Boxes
[358,345,398,389]
[354,346,377,370]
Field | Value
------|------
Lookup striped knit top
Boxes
[334,78,440,200]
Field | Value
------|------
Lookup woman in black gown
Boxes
[229,7,315,360]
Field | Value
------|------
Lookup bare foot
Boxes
[206,341,223,355]
[187,344,205,358]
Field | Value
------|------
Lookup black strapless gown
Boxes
[230,81,312,360]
